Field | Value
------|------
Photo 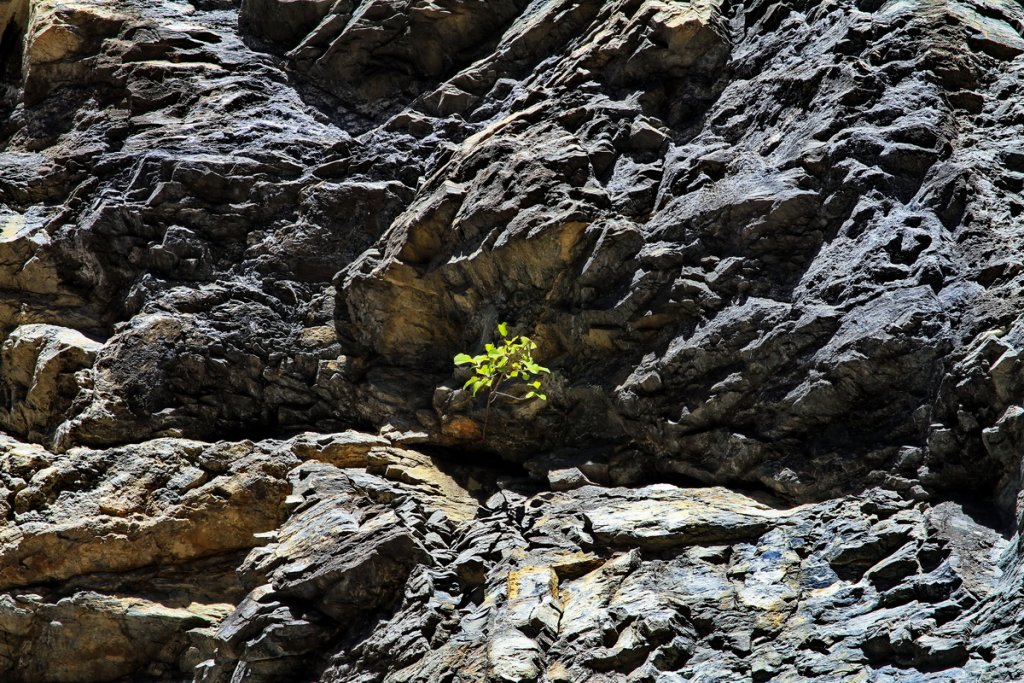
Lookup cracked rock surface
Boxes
[0,0,1023,680]
[2,433,1022,681]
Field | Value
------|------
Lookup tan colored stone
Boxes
[487,630,543,682]
[0,211,64,296]
[0,324,101,441]
[0,0,29,42]
[1,590,231,683]
[24,1,124,65]
[581,484,805,549]
[367,446,478,522]
[0,438,294,590]
[21,0,127,104]
[290,429,389,468]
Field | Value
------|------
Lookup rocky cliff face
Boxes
[1,0,1023,680]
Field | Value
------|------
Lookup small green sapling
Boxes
[453,322,550,439]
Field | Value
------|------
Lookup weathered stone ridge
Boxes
[1,433,1023,682]
[0,0,1020,508]
[0,0,1022,680]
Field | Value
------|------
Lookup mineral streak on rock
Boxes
[0,0,1023,680]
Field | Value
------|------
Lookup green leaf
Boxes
[453,321,551,410]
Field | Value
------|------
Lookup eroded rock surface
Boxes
[0,0,1019,507]
[1,431,1021,682]
[1,0,1023,680]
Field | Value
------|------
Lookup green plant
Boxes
[453,322,550,439]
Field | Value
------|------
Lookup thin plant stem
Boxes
[482,373,506,441]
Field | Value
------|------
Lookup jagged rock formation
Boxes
[1,0,1024,680]
[2,433,1022,681]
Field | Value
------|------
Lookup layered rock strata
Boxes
[0,0,1022,680]
[0,0,1020,507]
[0,432,1021,681]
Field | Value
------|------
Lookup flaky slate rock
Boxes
[0,430,1020,682]
[2,0,1024,681]
[0,0,1021,510]
[202,459,1021,683]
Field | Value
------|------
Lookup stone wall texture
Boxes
[1,0,1024,680]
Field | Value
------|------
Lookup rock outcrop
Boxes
[1,0,1023,680]
[2,431,1023,682]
